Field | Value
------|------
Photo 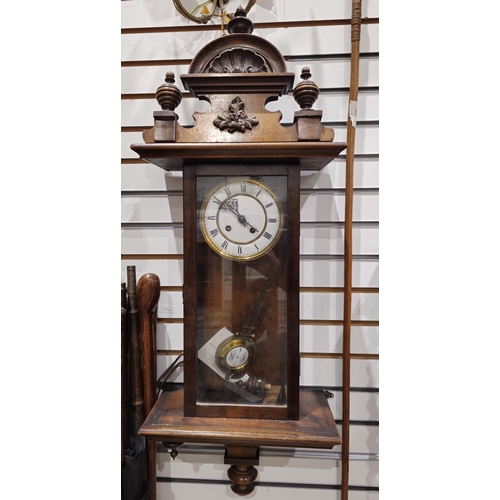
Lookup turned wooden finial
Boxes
[227,6,254,34]
[156,71,182,111]
[292,67,320,109]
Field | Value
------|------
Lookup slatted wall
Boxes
[121,1,379,498]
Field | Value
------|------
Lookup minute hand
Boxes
[222,201,259,233]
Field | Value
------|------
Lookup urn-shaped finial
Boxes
[292,67,320,109]
[155,71,182,111]
[227,6,254,34]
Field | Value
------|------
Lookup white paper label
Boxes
[198,327,233,380]
[349,100,358,127]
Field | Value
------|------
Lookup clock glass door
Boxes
[195,174,288,412]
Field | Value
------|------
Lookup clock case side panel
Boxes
[182,165,198,417]
[182,162,300,420]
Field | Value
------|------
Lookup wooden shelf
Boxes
[130,142,347,172]
[139,387,341,449]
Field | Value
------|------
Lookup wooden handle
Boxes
[127,266,145,424]
[136,273,161,500]
[137,272,161,415]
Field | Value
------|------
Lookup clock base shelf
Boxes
[139,387,341,495]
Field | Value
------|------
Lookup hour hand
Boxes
[222,200,259,233]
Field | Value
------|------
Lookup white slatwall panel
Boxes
[122,126,378,157]
[157,355,379,390]
[155,446,378,484]
[122,57,379,94]
[122,0,379,497]
[121,158,380,191]
[120,258,379,288]
[149,290,378,321]
[122,25,378,60]
[121,92,379,127]
[121,192,378,222]
[153,324,379,356]
[157,482,378,500]
[121,0,379,28]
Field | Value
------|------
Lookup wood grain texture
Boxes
[130,142,347,171]
[139,387,341,449]
[136,272,161,500]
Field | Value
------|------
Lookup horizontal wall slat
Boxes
[121,192,378,223]
[120,256,379,288]
[122,25,378,61]
[157,355,378,390]
[300,325,379,355]
[121,0,379,29]
[155,448,378,486]
[122,125,378,159]
[150,290,378,322]
[153,323,379,356]
[121,226,379,255]
[121,92,379,127]
[121,58,379,94]
[121,157,380,190]
[156,481,378,499]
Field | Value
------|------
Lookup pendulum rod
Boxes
[239,237,287,338]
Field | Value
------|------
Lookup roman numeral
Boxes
[238,246,243,255]
[265,202,274,209]
[213,196,222,205]
[221,240,228,250]
[224,187,231,195]
[268,218,277,223]
[263,231,272,240]
[206,215,216,221]
[210,228,219,237]
[240,184,247,193]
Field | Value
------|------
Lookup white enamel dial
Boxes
[200,178,284,261]
[226,346,250,368]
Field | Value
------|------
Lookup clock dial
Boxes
[215,336,257,375]
[200,178,284,261]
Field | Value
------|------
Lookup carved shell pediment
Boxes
[209,48,268,74]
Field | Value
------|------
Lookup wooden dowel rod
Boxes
[342,1,362,500]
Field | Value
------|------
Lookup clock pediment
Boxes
[131,8,346,165]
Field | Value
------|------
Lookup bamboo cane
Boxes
[137,273,161,500]
[342,1,362,499]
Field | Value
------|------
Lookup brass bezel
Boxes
[215,336,257,375]
[200,177,284,262]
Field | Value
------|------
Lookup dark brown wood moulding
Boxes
[121,18,379,35]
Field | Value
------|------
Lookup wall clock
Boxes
[131,7,346,494]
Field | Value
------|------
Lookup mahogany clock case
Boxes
[183,162,301,420]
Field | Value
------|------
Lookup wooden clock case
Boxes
[131,9,346,496]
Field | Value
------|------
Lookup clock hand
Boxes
[221,199,259,233]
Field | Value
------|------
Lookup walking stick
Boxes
[137,273,161,500]
[342,2,362,500]
[127,266,146,425]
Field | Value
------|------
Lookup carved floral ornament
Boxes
[213,97,259,134]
